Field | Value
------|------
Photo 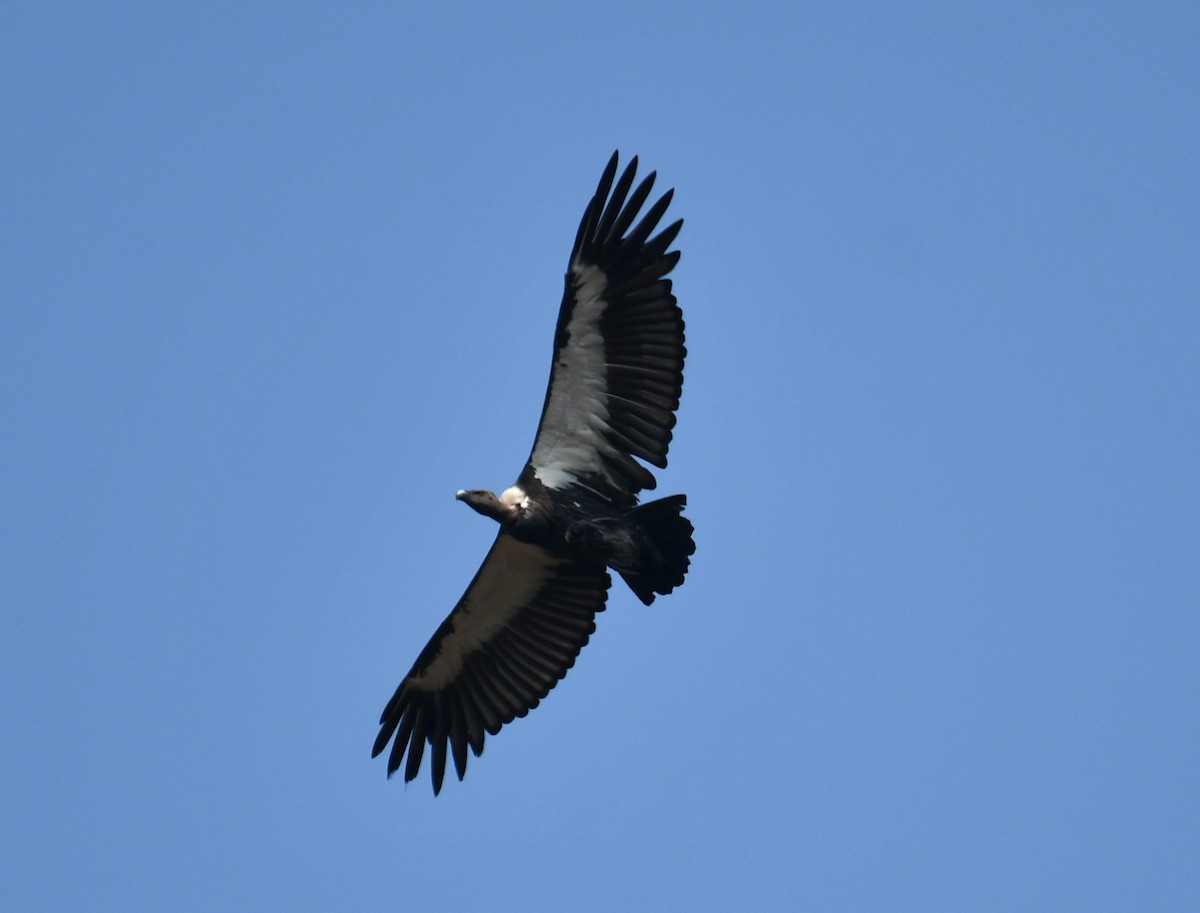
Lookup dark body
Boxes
[459,470,692,605]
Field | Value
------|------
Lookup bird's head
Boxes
[456,489,519,524]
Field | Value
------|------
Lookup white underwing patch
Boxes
[413,537,565,689]
[532,261,615,490]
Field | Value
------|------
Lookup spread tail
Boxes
[618,494,695,605]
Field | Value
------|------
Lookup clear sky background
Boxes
[3,3,1198,910]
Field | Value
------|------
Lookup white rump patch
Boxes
[531,261,615,490]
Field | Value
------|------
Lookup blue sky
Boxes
[3,2,1198,910]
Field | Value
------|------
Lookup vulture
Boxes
[372,152,694,794]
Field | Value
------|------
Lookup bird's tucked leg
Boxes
[564,517,641,570]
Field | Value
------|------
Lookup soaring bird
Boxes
[372,152,694,793]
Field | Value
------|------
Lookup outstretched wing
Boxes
[372,533,610,794]
[527,152,685,507]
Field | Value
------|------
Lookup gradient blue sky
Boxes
[3,3,1198,910]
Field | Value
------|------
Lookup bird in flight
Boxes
[372,152,694,794]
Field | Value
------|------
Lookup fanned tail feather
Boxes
[618,494,695,605]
